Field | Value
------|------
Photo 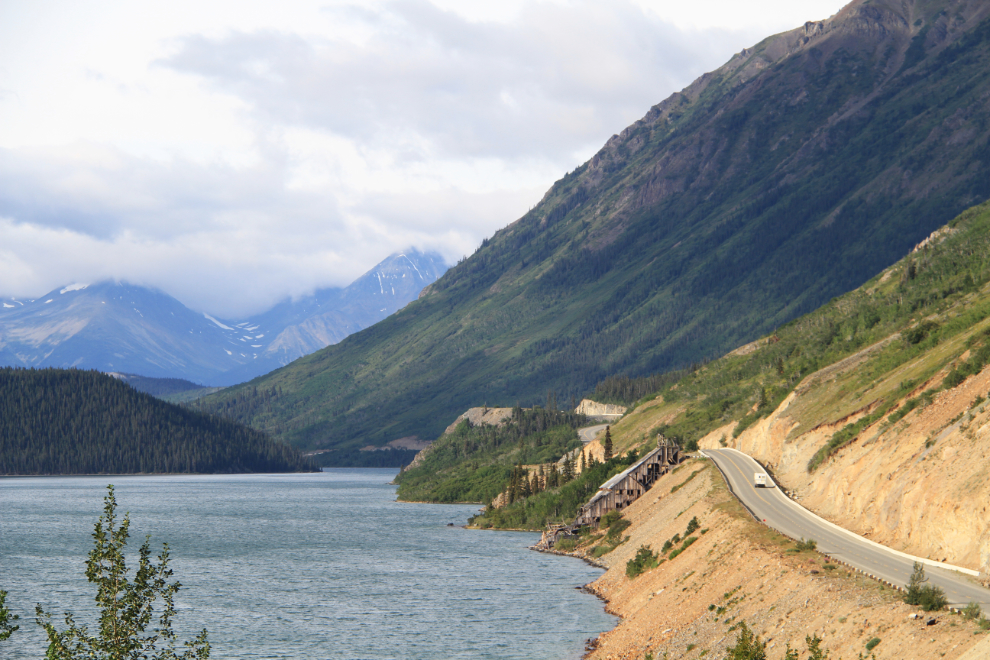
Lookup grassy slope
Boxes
[606,201,990,464]
[195,1,990,452]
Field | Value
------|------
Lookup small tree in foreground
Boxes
[35,485,210,659]
[725,621,766,660]
[0,590,19,641]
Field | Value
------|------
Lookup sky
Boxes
[0,0,850,318]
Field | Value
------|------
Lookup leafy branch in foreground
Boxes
[33,485,210,659]
[0,590,19,641]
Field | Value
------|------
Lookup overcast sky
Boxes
[0,0,849,318]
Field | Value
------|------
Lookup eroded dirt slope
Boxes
[563,461,989,660]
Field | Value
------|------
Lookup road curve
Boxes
[703,448,990,615]
[578,424,609,444]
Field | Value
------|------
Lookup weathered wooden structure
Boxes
[536,434,681,549]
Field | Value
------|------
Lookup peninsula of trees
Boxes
[0,368,314,474]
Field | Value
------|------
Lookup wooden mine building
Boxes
[537,434,681,549]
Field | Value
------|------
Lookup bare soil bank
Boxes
[558,460,989,660]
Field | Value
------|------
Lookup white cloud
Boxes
[0,0,849,316]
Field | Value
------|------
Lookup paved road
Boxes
[578,424,609,444]
[704,448,990,614]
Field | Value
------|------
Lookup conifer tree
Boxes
[604,426,613,462]
[580,449,586,473]
[725,621,766,660]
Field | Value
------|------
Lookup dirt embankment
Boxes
[562,460,989,660]
[707,361,990,577]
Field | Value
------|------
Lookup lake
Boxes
[0,469,615,659]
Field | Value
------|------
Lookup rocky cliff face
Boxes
[575,399,627,417]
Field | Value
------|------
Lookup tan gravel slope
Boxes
[568,460,989,660]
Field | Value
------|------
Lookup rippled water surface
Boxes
[0,470,614,659]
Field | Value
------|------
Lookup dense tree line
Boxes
[394,406,587,503]
[0,368,314,474]
[591,371,691,405]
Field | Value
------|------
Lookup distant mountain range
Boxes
[0,249,447,385]
[193,0,990,455]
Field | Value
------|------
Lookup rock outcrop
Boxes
[576,399,627,417]
[442,407,514,435]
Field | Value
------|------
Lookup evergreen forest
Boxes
[0,368,314,474]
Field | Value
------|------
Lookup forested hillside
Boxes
[399,199,990,534]
[0,368,313,474]
[196,0,990,457]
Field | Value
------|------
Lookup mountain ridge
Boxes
[194,0,990,453]
[0,249,447,385]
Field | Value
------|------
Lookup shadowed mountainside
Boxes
[196,0,990,454]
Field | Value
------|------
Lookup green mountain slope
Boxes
[607,199,990,458]
[0,368,314,474]
[395,199,990,528]
[196,0,990,454]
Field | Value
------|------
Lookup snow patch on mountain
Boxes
[203,313,234,330]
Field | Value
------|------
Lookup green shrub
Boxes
[919,585,948,611]
[592,545,614,558]
[669,536,698,560]
[606,517,631,541]
[685,516,700,535]
[555,538,577,552]
[904,562,947,611]
[962,602,982,621]
[626,545,660,578]
[724,622,766,660]
[865,637,881,651]
[795,538,817,551]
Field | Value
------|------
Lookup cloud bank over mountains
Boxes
[0,0,846,317]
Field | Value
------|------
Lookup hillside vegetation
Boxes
[395,405,648,530]
[0,368,314,474]
[195,0,990,456]
[603,200,990,575]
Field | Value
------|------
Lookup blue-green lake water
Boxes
[0,469,614,659]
